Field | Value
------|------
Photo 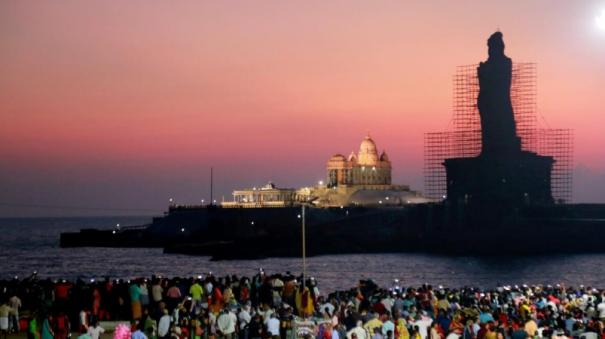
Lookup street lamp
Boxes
[301,204,307,292]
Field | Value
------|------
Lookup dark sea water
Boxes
[2,216,605,292]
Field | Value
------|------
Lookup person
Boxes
[87,320,105,339]
[333,325,342,339]
[8,294,21,333]
[53,311,70,339]
[238,304,251,339]
[248,314,263,339]
[41,315,54,339]
[446,328,462,339]
[216,308,237,339]
[79,307,90,332]
[267,313,281,339]
[152,279,164,306]
[130,280,143,320]
[396,319,409,339]
[140,280,150,309]
[484,323,496,339]
[364,313,383,338]
[190,279,205,315]
[158,308,171,339]
[598,298,605,321]
[348,321,367,339]
[0,300,10,339]
[412,314,433,339]
[28,315,40,339]
[132,321,149,339]
[372,327,384,339]
[77,326,92,339]
[429,323,440,339]
[166,282,182,312]
[382,314,394,337]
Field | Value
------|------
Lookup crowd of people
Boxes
[2,271,605,339]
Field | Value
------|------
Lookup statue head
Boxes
[487,31,505,59]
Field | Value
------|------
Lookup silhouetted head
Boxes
[487,31,505,59]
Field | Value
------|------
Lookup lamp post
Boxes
[301,204,306,291]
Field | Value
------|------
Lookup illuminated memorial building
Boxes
[326,135,392,187]
[223,135,426,208]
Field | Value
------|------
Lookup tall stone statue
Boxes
[444,31,554,206]
[477,31,521,155]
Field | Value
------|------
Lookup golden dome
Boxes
[329,154,346,162]
[358,135,379,165]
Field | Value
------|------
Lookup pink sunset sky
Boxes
[1,1,604,216]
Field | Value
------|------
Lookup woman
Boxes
[28,315,40,339]
[41,315,53,339]
[396,319,410,339]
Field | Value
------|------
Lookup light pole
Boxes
[301,204,306,291]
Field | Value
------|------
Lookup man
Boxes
[347,321,368,339]
[76,327,92,339]
[190,279,205,314]
[372,327,384,339]
[0,300,11,339]
[151,279,164,305]
[266,313,281,339]
[217,308,237,339]
[248,314,263,339]
[598,297,605,320]
[524,319,537,338]
[157,309,171,339]
[446,328,462,339]
[382,314,395,337]
[412,313,433,339]
[238,304,252,339]
[131,322,148,339]
[8,294,21,333]
[87,320,105,339]
[364,313,383,338]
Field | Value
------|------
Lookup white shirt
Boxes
[347,326,368,339]
[87,326,105,339]
[217,312,237,335]
[413,318,433,339]
[321,303,335,316]
[151,285,163,302]
[597,302,605,318]
[267,317,281,336]
[239,309,251,329]
[158,314,171,337]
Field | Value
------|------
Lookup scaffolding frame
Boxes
[424,63,573,203]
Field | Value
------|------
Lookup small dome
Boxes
[358,135,379,165]
[380,151,389,162]
[348,151,357,162]
[329,154,346,162]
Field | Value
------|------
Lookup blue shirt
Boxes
[132,330,148,339]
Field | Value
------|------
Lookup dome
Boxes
[358,135,379,165]
[348,151,357,162]
[380,151,389,162]
[329,154,346,162]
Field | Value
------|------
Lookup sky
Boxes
[1,1,604,217]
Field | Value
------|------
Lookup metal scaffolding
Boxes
[424,63,573,203]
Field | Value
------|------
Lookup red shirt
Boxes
[55,283,71,300]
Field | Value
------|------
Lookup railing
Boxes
[221,201,290,208]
